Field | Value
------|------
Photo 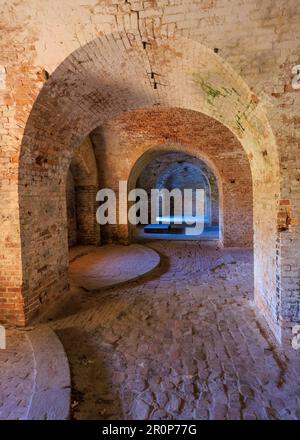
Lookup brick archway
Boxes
[127,147,222,242]
[125,130,252,248]
[129,150,219,241]
[1,34,285,341]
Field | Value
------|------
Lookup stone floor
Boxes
[43,241,300,420]
[0,330,35,420]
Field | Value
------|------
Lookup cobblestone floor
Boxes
[44,242,300,419]
[0,330,35,420]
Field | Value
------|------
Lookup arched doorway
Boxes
[129,151,221,241]
[5,34,285,341]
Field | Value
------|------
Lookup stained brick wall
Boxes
[0,0,298,343]
[67,137,100,247]
[66,169,77,247]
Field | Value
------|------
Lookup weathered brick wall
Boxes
[0,0,298,343]
[67,137,100,246]
[76,185,100,245]
[66,169,77,247]
[91,108,253,247]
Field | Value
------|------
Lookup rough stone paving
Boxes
[43,242,300,420]
[0,330,35,420]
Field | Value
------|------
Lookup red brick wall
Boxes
[67,138,100,247]
[66,169,77,247]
